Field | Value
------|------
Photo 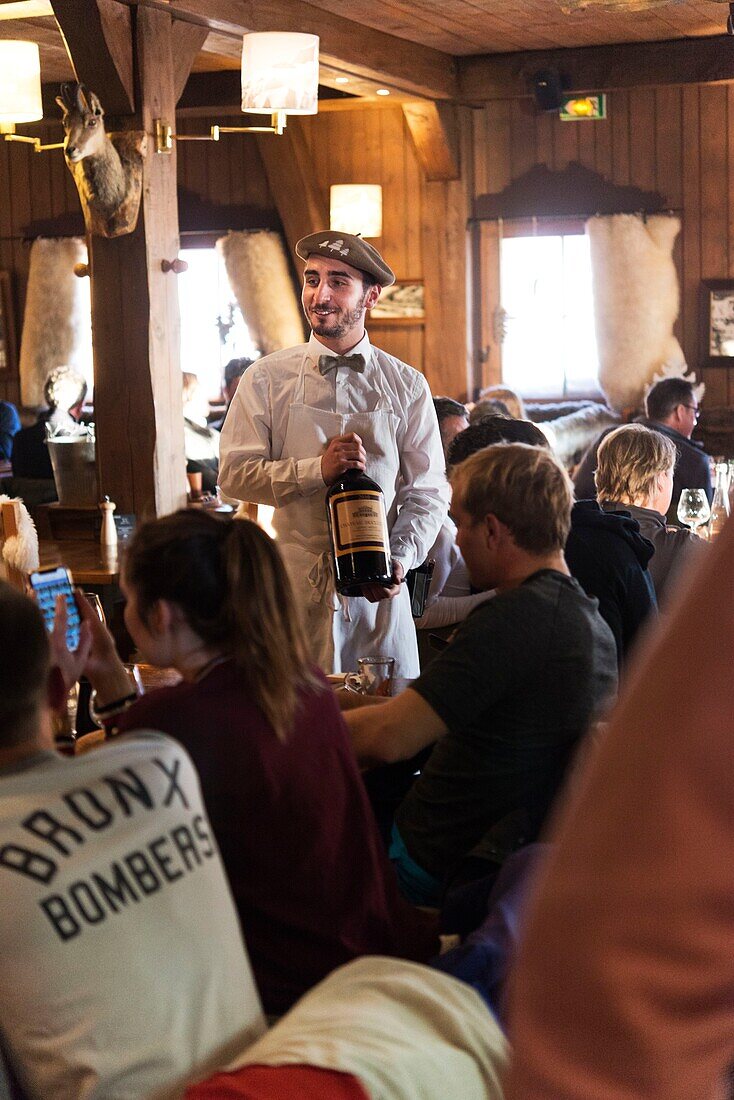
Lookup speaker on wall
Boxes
[532,69,564,112]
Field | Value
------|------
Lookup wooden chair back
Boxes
[0,500,29,591]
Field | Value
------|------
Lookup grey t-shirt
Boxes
[0,734,265,1100]
[396,570,618,881]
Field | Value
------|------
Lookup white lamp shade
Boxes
[0,40,42,124]
[330,184,383,238]
[241,32,319,115]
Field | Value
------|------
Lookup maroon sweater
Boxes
[116,661,437,1013]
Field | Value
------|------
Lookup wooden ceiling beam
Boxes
[255,119,329,267]
[51,0,134,113]
[171,21,209,103]
[402,102,459,182]
[160,0,457,100]
[458,34,734,102]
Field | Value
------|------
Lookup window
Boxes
[500,232,600,399]
[177,246,259,400]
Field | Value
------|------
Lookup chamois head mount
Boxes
[55,83,106,164]
[54,81,147,239]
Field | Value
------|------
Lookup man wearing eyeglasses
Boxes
[573,377,712,525]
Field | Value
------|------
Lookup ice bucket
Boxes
[47,437,98,507]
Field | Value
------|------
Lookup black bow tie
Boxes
[318,353,366,376]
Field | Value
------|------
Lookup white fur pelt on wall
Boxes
[19,238,91,408]
[587,215,688,414]
[218,230,305,354]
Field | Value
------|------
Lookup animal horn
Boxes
[58,83,75,111]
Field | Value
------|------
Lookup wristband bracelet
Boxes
[89,689,138,724]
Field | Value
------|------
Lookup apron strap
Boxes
[306,551,340,611]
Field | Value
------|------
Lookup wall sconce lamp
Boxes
[330,184,383,238]
[155,31,319,154]
[0,40,64,152]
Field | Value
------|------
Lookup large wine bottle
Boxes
[326,467,392,596]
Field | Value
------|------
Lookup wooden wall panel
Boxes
[474,85,734,407]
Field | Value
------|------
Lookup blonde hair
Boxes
[125,511,321,741]
[478,385,526,421]
[450,443,573,553]
[595,425,677,505]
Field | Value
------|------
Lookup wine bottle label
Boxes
[329,490,390,557]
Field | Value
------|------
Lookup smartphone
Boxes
[29,566,81,652]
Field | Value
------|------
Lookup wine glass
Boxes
[83,592,106,624]
[677,488,711,535]
[52,681,79,754]
[123,663,145,696]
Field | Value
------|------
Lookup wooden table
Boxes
[38,539,120,586]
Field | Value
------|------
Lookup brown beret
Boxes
[295,231,395,288]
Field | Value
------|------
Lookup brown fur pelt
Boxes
[19,238,92,408]
[218,230,306,354]
[587,214,688,414]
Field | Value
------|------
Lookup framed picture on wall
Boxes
[369,281,425,324]
[702,279,734,367]
[0,272,16,373]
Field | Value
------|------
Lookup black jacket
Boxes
[565,500,657,667]
[10,414,54,480]
[573,419,712,525]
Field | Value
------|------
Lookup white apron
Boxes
[274,350,419,678]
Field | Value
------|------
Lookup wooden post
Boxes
[87,6,188,517]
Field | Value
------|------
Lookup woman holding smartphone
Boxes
[53,510,437,1015]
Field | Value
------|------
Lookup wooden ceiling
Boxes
[0,0,732,105]
[302,0,730,55]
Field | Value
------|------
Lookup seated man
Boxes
[573,376,712,523]
[344,444,618,907]
[10,366,87,483]
[0,401,21,464]
[416,417,547,653]
[415,402,491,664]
[595,424,706,604]
[433,397,469,462]
[0,583,264,1099]
[211,356,258,432]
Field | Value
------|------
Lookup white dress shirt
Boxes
[219,332,447,573]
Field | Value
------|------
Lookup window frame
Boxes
[476,216,602,403]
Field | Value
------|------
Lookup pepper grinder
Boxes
[99,496,117,548]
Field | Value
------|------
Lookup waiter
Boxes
[219,232,448,677]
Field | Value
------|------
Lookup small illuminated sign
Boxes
[560,94,607,121]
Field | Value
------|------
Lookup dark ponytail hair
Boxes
[124,510,320,740]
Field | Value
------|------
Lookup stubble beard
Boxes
[307,296,367,340]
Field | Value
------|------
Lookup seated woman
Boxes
[594,424,706,604]
[60,511,438,1014]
